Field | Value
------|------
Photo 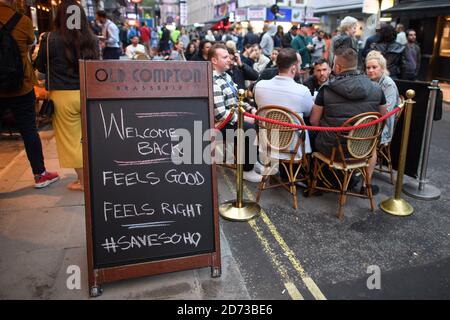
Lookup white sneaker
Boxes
[243,169,263,183]
[253,161,265,175]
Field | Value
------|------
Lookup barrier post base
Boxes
[379,198,414,216]
[403,182,441,201]
[219,200,261,222]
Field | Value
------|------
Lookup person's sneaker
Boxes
[253,161,266,175]
[360,184,379,196]
[243,169,263,183]
[34,171,60,189]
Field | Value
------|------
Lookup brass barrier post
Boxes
[380,90,415,216]
[219,90,261,221]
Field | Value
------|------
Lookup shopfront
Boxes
[383,0,450,82]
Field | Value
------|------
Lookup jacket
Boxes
[35,32,81,90]
[315,71,384,156]
[373,41,406,79]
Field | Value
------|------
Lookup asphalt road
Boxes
[217,108,450,300]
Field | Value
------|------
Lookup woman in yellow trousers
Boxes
[36,0,99,191]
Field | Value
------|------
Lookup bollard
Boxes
[219,89,261,221]
[403,80,441,200]
[379,90,416,216]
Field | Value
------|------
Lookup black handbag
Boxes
[40,32,54,118]
[39,99,54,118]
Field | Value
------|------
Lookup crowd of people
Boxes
[0,0,423,199]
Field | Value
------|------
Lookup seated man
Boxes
[303,58,331,96]
[310,48,387,194]
[210,43,261,183]
[125,36,146,59]
[254,48,313,162]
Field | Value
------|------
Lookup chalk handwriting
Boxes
[101,232,202,253]
[161,203,203,218]
[121,221,175,230]
[103,201,155,222]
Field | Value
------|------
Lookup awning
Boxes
[383,0,450,13]
[314,3,363,14]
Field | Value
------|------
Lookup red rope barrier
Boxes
[215,109,235,131]
[243,107,401,132]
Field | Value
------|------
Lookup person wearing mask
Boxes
[304,58,331,96]
[366,50,400,147]
[373,24,406,80]
[96,10,120,59]
[209,44,261,182]
[0,0,60,188]
[401,29,421,81]
[191,40,212,62]
[125,36,146,59]
[36,0,99,191]
[310,48,387,195]
[260,24,277,58]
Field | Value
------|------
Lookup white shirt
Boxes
[254,76,314,159]
[253,54,270,74]
[125,44,146,59]
[102,19,120,48]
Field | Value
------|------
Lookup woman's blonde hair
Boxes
[366,50,390,77]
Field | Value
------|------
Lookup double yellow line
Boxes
[220,167,326,301]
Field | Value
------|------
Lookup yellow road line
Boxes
[241,182,327,300]
[221,168,303,300]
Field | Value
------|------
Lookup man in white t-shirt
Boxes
[125,36,147,59]
[254,48,314,161]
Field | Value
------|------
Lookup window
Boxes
[440,17,450,57]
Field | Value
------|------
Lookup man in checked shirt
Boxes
[209,43,262,183]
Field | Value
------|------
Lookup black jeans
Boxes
[221,122,257,172]
[0,90,45,175]
[103,47,121,60]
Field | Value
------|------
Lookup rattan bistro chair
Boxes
[309,112,384,220]
[376,96,405,184]
[255,106,310,209]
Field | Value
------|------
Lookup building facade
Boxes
[186,0,214,26]
[384,0,450,81]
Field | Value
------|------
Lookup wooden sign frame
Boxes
[80,60,221,297]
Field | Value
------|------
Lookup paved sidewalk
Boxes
[0,134,250,300]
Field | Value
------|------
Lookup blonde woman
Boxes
[366,50,401,145]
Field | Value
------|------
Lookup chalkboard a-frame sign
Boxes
[80,60,221,297]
